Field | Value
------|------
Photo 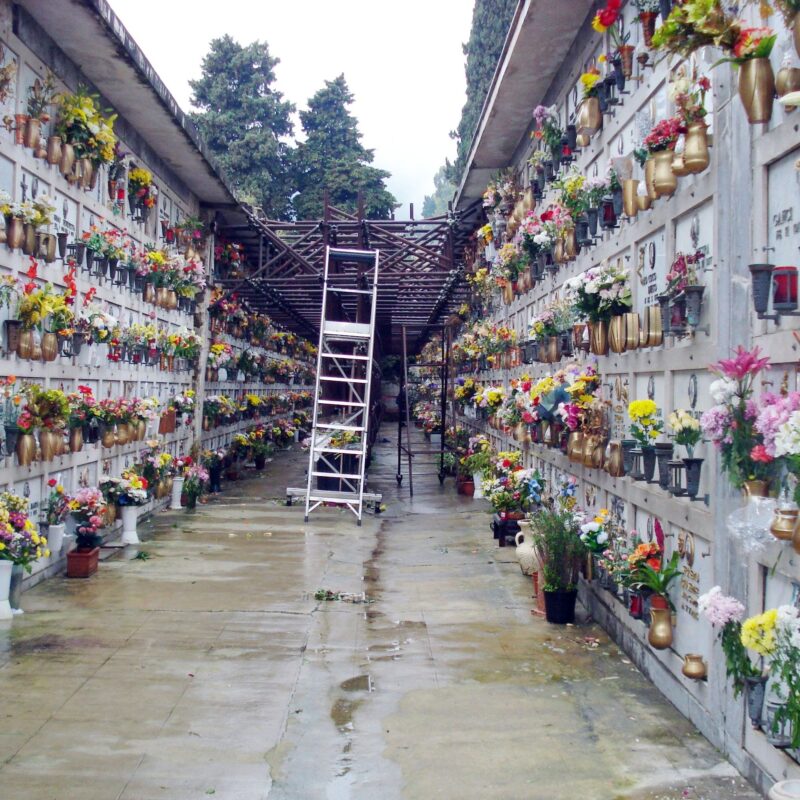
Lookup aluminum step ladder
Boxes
[302,246,380,526]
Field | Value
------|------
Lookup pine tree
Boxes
[422,164,456,218]
[190,35,295,219]
[291,75,397,220]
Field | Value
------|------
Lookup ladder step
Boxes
[322,321,372,339]
[313,447,365,456]
[320,352,370,361]
[311,471,364,480]
[315,424,365,432]
[319,376,367,384]
[327,287,372,296]
[328,248,377,264]
[318,400,366,407]
[308,491,361,503]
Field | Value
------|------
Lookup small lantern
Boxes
[749,263,774,315]
[603,75,618,108]
[629,448,644,480]
[773,265,798,312]
[560,135,574,165]
[565,124,578,151]
[668,459,686,496]
[599,194,618,230]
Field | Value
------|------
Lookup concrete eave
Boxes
[454,0,595,211]
[19,0,238,208]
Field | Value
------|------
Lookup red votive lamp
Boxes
[773,266,798,312]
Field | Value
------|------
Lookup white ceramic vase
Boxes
[0,560,12,620]
[473,472,484,499]
[770,781,800,800]
[515,529,537,576]
[46,523,65,557]
[170,477,184,510]
[121,505,139,545]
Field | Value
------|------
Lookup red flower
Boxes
[750,444,773,464]
[48,478,57,487]
[502,459,512,468]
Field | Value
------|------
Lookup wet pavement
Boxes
[0,430,761,799]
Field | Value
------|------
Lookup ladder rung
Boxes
[308,491,361,502]
[315,424,365,432]
[314,447,365,456]
[328,287,372,295]
[319,376,367,384]
[328,248,376,263]
[321,352,370,361]
[318,400,366,407]
[312,471,364,480]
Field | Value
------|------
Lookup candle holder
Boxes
[668,459,686,496]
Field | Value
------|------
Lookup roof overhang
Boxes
[19,0,238,208]
[454,0,595,209]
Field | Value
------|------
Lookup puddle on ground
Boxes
[340,674,371,692]
[330,698,362,729]
[8,634,105,654]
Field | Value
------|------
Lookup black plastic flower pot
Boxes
[660,0,673,20]
[683,457,704,499]
[684,285,705,327]
[575,217,592,248]
[544,159,554,182]
[612,187,624,218]
[749,263,774,315]
[621,439,637,475]
[655,443,674,490]
[565,124,577,151]
[656,293,672,336]
[543,589,578,625]
[586,208,599,237]
[612,57,626,93]
[642,446,657,482]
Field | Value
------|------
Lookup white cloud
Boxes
[108,0,472,212]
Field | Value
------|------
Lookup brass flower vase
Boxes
[115,423,131,446]
[608,315,626,354]
[577,96,602,137]
[46,135,62,165]
[101,425,116,449]
[5,217,23,250]
[15,433,35,467]
[40,332,58,362]
[23,117,41,150]
[136,419,147,441]
[567,431,584,463]
[143,283,156,305]
[589,320,609,356]
[770,508,798,541]
[564,228,578,259]
[743,480,770,498]
[652,150,677,198]
[502,282,513,305]
[605,440,625,477]
[514,421,530,445]
[554,238,565,264]
[648,608,673,650]
[21,223,36,255]
[622,179,639,218]
[166,290,179,311]
[681,654,707,681]
[546,335,560,363]
[672,149,689,177]
[39,430,59,462]
[739,57,775,124]
[156,287,169,308]
[624,312,640,351]
[16,329,34,360]
[645,157,658,201]
[59,142,76,179]
[684,121,710,174]
[69,426,84,454]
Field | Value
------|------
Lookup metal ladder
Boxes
[303,246,380,526]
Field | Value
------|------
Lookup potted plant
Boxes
[530,507,586,624]
[41,478,70,557]
[67,487,107,578]
[183,464,209,510]
[668,409,703,498]
[203,449,225,494]
[460,435,494,499]
[101,471,149,545]
[628,399,663,482]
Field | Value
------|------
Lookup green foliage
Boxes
[444,0,518,185]
[422,165,456,218]
[291,75,397,220]
[190,36,295,219]
[530,508,586,592]
[630,551,682,608]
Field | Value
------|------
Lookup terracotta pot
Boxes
[622,179,639,218]
[39,429,59,462]
[59,142,76,179]
[684,121,710,174]
[608,315,626,354]
[645,157,658,201]
[23,117,41,150]
[648,608,673,650]
[66,547,99,579]
[652,150,677,198]
[5,217,23,250]
[16,433,35,466]
[13,113,28,145]
[681,654,707,681]
[739,57,775,124]
[46,135,62,165]
[576,97,602,137]
[40,332,58,362]
[589,320,609,356]
[640,10,657,47]
[69,426,84,454]
[17,329,34,360]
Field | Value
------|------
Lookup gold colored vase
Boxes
[46,135,62,165]
[502,282,513,305]
[564,228,578,259]
[143,283,156,304]
[16,433,35,467]
[770,508,798,541]
[672,151,689,177]
[553,238,565,264]
[681,654,707,680]
[743,480,770,498]
[156,287,169,308]
[567,431,584,463]
[546,335,560,363]
[166,290,178,310]
[514,421,531,445]
[624,312,640,351]
[577,97,602,137]
[589,320,608,356]
[59,142,76,179]
[739,57,775,124]
[645,306,663,347]
[622,179,639,218]
[608,315,626,354]
[69,426,83,454]
[636,191,652,212]
[23,117,41,150]
[136,419,147,441]
[6,217,24,250]
[39,430,59,462]
[17,329,34,360]
[40,332,58,362]
[101,426,116,449]
[22,223,36,255]
[645,157,658,201]
[115,423,131,446]
[605,440,625,477]
[652,150,677,198]
[581,434,596,468]
[648,608,673,650]
[684,122,710,174]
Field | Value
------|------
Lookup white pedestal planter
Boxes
[121,505,140,545]
[0,560,12,620]
[218,367,228,382]
[473,472,484,499]
[170,477,185,510]
[46,524,65,557]
[770,781,800,800]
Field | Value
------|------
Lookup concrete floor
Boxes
[0,430,761,800]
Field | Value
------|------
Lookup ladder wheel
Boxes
[357,519,362,527]
[303,515,309,523]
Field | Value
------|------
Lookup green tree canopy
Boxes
[422,164,456,218]
[292,75,398,220]
[190,35,295,218]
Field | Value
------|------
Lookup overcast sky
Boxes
[109,0,474,214]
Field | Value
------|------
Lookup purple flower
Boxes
[700,405,733,446]
[698,586,745,626]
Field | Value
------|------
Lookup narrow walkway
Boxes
[0,430,759,799]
